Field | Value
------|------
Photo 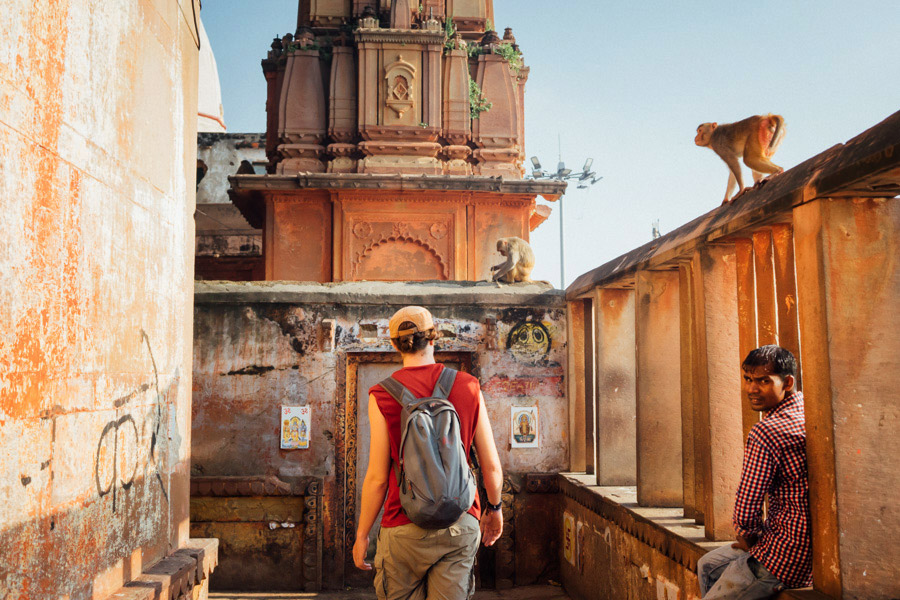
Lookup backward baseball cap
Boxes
[389,306,434,338]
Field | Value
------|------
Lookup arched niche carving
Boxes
[384,55,416,122]
[354,236,448,281]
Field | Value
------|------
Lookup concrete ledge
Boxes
[230,172,567,196]
[194,280,566,307]
[105,538,219,600]
[559,474,831,600]
[559,474,715,572]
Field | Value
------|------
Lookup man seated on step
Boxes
[697,345,812,599]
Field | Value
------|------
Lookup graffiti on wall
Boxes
[482,375,563,397]
[94,330,172,512]
[506,320,551,365]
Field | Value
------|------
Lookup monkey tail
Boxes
[765,114,785,158]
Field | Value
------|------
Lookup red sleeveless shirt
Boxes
[369,363,482,528]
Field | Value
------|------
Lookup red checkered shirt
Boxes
[733,391,813,589]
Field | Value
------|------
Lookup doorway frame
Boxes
[336,351,474,585]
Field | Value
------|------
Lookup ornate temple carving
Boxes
[235,0,566,282]
[384,55,416,118]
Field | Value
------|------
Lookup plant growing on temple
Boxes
[443,14,457,53]
[469,79,491,120]
[495,43,522,73]
[286,39,321,53]
[466,43,483,59]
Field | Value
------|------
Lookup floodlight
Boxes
[583,158,593,172]
[531,157,542,170]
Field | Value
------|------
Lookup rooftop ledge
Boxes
[566,109,900,299]
[559,474,829,600]
[229,173,567,199]
[194,280,566,307]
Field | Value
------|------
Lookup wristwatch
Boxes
[485,499,502,512]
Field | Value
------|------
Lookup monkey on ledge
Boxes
[695,113,786,203]
[490,237,535,283]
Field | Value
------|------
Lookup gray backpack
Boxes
[379,367,476,529]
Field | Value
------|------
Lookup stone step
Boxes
[210,584,570,599]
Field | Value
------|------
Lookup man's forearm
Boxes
[356,478,388,539]
[481,463,503,505]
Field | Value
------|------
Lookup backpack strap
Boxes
[378,376,418,407]
[431,367,457,399]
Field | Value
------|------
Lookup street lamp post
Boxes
[529,156,602,288]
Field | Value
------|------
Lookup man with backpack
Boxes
[353,306,504,600]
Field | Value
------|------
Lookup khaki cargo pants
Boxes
[374,513,481,600]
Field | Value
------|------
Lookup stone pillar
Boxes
[594,288,636,486]
[583,297,596,475]
[794,196,900,599]
[263,37,287,173]
[692,245,743,540]
[277,46,327,174]
[472,34,520,178]
[566,299,586,472]
[752,230,778,345]
[422,28,443,131]
[734,238,759,440]
[441,47,472,175]
[634,271,682,506]
[327,46,358,173]
[678,262,701,520]
[515,66,529,173]
[390,0,413,28]
[771,223,802,386]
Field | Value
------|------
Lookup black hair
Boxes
[393,321,438,354]
[742,345,796,379]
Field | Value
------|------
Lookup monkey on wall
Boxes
[490,237,535,283]
[695,113,786,203]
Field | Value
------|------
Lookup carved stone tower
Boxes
[230,0,565,281]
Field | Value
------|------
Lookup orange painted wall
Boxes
[0,1,199,597]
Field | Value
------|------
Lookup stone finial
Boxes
[269,36,284,59]
[503,27,516,45]
[359,5,378,28]
[480,29,502,52]
[295,26,316,48]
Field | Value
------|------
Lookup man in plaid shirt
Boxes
[696,345,813,599]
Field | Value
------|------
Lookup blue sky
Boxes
[202,1,900,287]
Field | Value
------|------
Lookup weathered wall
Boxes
[559,477,703,600]
[197,132,266,204]
[0,1,200,598]
[192,280,567,589]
